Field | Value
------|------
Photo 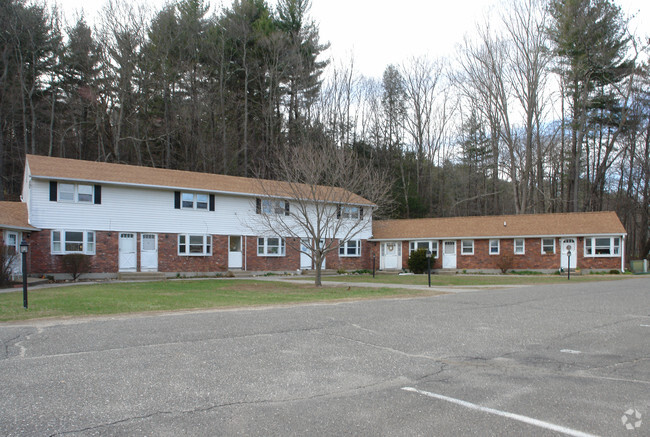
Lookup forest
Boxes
[1,0,649,261]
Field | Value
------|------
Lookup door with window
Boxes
[381,242,401,270]
[442,240,457,269]
[141,234,158,272]
[4,231,20,275]
[119,233,137,272]
[228,236,243,269]
[300,239,312,269]
[561,238,577,270]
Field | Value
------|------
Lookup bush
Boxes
[408,249,430,274]
[0,242,18,286]
[496,254,513,274]
[61,254,90,281]
[609,269,620,274]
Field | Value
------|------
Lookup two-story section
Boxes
[22,155,375,278]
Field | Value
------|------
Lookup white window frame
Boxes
[584,236,621,257]
[541,238,555,254]
[341,206,360,219]
[178,234,212,256]
[58,183,94,204]
[181,192,210,210]
[339,240,361,257]
[51,230,96,255]
[4,231,19,255]
[489,239,500,255]
[257,237,286,257]
[409,241,438,258]
[260,199,288,215]
[461,240,474,255]
[514,238,525,255]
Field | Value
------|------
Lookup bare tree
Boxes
[248,145,393,286]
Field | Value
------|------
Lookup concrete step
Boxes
[117,272,166,281]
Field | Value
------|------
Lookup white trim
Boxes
[51,230,96,255]
[460,239,474,255]
[369,232,627,242]
[583,236,622,258]
[178,234,212,256]
[339,239,361,257]
[257,237,286,257]
[489,239,500,255]
[513,238,525,255]
[408,240,439,258]
[541,237,556,255]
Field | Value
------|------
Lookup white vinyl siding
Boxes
[51,230,96,255]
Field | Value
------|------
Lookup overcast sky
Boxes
[55,0,649,79]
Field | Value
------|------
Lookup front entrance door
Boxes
[300,239,312,269]
[228,236,243,269]
[4,231,20,276]
[119,233,137,272]
[318,239,326,269]
[442,240,457,269]
[381,241,401,270]
[561,238,577,270]
[141,234,158,272]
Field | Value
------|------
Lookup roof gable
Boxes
[372,212,626,239]
[25,155,373,206]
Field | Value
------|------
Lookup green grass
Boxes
[318,273,631,286]
[0,279,444,322]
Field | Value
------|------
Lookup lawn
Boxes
[0,279,444,322]
[317,272,631,286]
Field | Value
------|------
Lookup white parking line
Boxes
[561,349,582,354]
[402,387,599,437]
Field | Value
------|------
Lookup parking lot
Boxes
[1,277,649,436]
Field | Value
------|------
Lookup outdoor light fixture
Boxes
[20,240,29,309]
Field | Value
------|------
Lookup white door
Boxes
[300,239,312,269]
[561,238,577,270]
[4,231,20,276]
[141,234,158,272]
[442,241,457,269]
[228,236,243,269]
[318,239,326,269]
[119,233,137,272]
[381,242,401,270]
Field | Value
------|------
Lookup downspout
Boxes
[244,236,247,272]
[621,235,625,273]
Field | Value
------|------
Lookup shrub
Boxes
[408,249,430,274]
[0,242,18,286]
[609,269,620,274]
[496,254,513,274]
[61,254,90,281]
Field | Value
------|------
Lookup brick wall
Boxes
[327,240,374,271]
[158,233,227,273]
[245,237,301,271]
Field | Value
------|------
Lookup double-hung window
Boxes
[257,199,289,216]
[182,193,209,210]
[584,237,621,257]
[178,234,212,255]
[461,240,474,255]
[257,237,285,256]
[59,183,93,203]
[339,240,361,257]
[51,230,96,255]
[514,238,525,255]
[409,241,438,258]
[340,206,360,219]
[489,239,500,255]
[541,238,555,254]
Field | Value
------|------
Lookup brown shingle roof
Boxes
[372,212,626,240]
[0,202,38,231]
[26,155,373,206]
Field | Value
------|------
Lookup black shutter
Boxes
[360,207,364,219]
[336,205,341,219]
[209,194,215,211]
[284,201,290,216]
[49,181,57,201]
[94,185,102,204]
[174,191,181,209]
[256,198,261,214]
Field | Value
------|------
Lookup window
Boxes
[257,237,285,256]
[461,240,474,255]
[51,230,96,255]
[340,206,360,219]
[178,234,212,255]
[4,232,18,255]
[584,237,621,257]
[489,239,500,255]
[409,241,438,258]
[339,240,361,257]
[58,183,94,203]
[181,192,210,210]
[514,238,525,255]
[257,199,289,216]
[541,238,555,254]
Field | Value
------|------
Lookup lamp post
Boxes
[20,240,29,309]
[567,249,571,281]
[372,253,376,279]
[426,250,432,288]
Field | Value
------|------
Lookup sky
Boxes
[54,0,649,79]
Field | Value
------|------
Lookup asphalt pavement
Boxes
[1,277,648,436]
